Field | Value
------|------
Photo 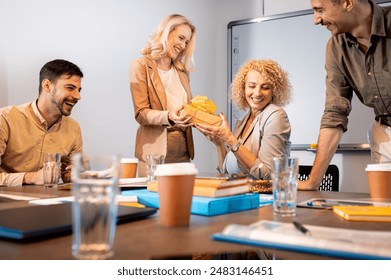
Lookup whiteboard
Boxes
[227,10,375,146]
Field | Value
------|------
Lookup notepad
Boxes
[333,206,391,222]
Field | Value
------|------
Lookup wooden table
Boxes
[1,186,390,260]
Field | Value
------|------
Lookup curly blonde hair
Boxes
[141,14,196,73]
[231,59,292,110]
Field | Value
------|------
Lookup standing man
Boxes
[300,0,391,190]
[0,59,84,187]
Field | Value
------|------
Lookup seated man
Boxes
[0,59,84,187]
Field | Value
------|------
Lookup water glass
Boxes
[71,154,120,260]
[43,153,61,188]
[272,157,299,217]
[146,154,165,182]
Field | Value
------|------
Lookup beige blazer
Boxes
[129,56,194,161]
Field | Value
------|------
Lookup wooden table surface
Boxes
[0,186,390,260]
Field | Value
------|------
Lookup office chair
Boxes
[298,164,339,192]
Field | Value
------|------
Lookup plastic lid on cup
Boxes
[120,158,139,164]
[154,163,198,176]
[365,163,391,171]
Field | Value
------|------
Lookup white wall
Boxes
[264,0,310,15]
[0,0,260,175]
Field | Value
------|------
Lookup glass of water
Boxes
[146,154,165,182]
[271,157,299,217]
[71,153,120,259]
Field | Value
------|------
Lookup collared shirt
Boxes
[321,1,391,131]
[0,101,83,186]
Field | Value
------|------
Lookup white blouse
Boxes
[158,67,187,112]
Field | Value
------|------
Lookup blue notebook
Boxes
[122,189,259,216]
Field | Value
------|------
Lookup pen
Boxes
[292,221,311,236]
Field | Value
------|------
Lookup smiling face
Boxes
[166,24,192,60]
[47,74,82,117]
[311,0,351,35]
[245,70,273,114]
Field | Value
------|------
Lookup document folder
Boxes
[0,203,156,241]
[212,220,391,260]
[123,189,259,216]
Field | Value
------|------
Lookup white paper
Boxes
[119,177,147,186]
[220,220,391,258]
[29,195,138,205]
[0,193,39,201]
[29,196,74,205]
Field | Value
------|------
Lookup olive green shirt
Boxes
[0,101,83,186]
[321,1,391,131]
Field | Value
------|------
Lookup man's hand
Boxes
[298,179,319,191]
[23,169,44,185]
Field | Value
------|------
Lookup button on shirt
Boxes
[0,101,83,186]
[321,2,391,131]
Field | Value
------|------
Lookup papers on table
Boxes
[56,178,147,191]
[29,195,138,205]
[119,177,147,187]
[298,197,391,209]
[30,196,74,205]
[259,194,273,207]
[213,220,391,259]
[0,193,39,201]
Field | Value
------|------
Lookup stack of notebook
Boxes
[147,176,250,198]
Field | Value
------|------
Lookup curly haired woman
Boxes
[195,59,293,179]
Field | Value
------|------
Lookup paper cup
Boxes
[155,163,198,227]
[120,158,138,178]
[366,164,391,199]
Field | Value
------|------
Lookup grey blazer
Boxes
[225,103,291,179]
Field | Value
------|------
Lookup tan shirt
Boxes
[0,101,83,186]
[321,1,391,131]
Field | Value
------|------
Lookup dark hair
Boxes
[39,59,83,93]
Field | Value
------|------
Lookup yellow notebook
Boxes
[333,206,391,222]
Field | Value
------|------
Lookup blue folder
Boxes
[212,220,391,260]
[122,189,259,216]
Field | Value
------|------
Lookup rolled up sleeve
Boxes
[321,39,353,132]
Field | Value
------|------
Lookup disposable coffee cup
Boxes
[365,164,391,199]
[154,163,198,227]
[120,158,138,178]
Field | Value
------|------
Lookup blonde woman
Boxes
[195,59,292,179]
[129,14,196,176]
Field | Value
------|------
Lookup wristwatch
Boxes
[167,112,175,126]
[230,141,241,152]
